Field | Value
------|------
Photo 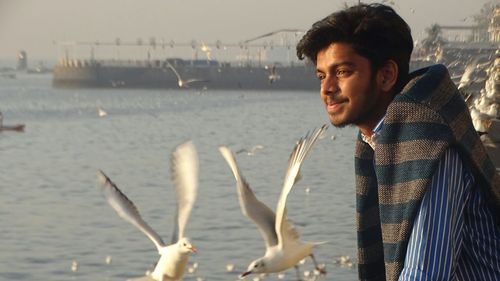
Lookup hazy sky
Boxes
[0,0,497,63]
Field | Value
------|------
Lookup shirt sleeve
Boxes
[398,148,474,281]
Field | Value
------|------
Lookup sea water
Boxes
[0,73,358,281]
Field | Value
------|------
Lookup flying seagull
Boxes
[219,125,328,279]
[164,60,207,88]
[97,141,198,281]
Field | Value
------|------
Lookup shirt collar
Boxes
[361,117,385,149]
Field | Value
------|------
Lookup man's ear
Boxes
[377,60,398,92]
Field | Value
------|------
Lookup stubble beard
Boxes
[327,77,378,129]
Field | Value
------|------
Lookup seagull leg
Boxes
[310,254,326,275]
[294,265,304,281]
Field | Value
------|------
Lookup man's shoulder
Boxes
[398,64,456,103]
[386,64,467,125]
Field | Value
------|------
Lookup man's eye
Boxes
[316,74,325,80]
[336,69,351,77]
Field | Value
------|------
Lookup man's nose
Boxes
[321,75,338,95]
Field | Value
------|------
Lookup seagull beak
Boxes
[239,271,251,279]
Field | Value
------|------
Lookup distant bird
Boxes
[187,262,198,274]
[226,263,235,272]
[236,145,264,156]
[98,106,107,117]
[458,61,476,90]
[97,141,199,281]
[474,95,493,113]
[333,255,354,268]
[71,260,78,272]
[486,103,498,119]
[267,65,280,84]
[470,108,492,135]
[186,261,199,274]
[105,255,112,265]
[219,125,327,279]
[458,56,489,91]
[164,60,207,88]
[485,78,498,99]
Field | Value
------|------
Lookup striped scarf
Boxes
[355,64,500,281]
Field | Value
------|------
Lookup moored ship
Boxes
[52,29,323,91]
[52,57,320,91]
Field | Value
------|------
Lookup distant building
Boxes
[431,5,499,44]
[438,25,486,43]
[418,5,500,65]
[488,6,500,42]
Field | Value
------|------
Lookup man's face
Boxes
[316,42,386,133]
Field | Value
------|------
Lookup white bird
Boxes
[219,125,328,279]
[484,77,497,99]
[486,103,499,119]
[474,94,493,113]
[267,65,281,84]
[97,141,199,281]
[226,263,235,272]
[470,108,492,135]
[98,106,107,117]
[458,56,484,90]
[105,255,112,265]
[164,60,207,88]
[71,260,78,272]
[236,145,264,156]
[458,62,476,90]
[333,255,353,267]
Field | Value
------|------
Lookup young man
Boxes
[297,3,500,281]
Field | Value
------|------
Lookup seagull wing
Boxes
[275,125,327,248]
[170,141,199,243]
[184,78,208,85]
[165,60,182,81]
[219,145,278,248]
[97,170,166,251]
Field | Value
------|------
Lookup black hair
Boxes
[296,3,413,91]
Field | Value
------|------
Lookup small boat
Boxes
[0,124,25,132]
[0,112,25,132]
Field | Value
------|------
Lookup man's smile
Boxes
[325,98,346,114]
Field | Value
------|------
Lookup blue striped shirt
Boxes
[366,120,500,280]
[399,148,500,281]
